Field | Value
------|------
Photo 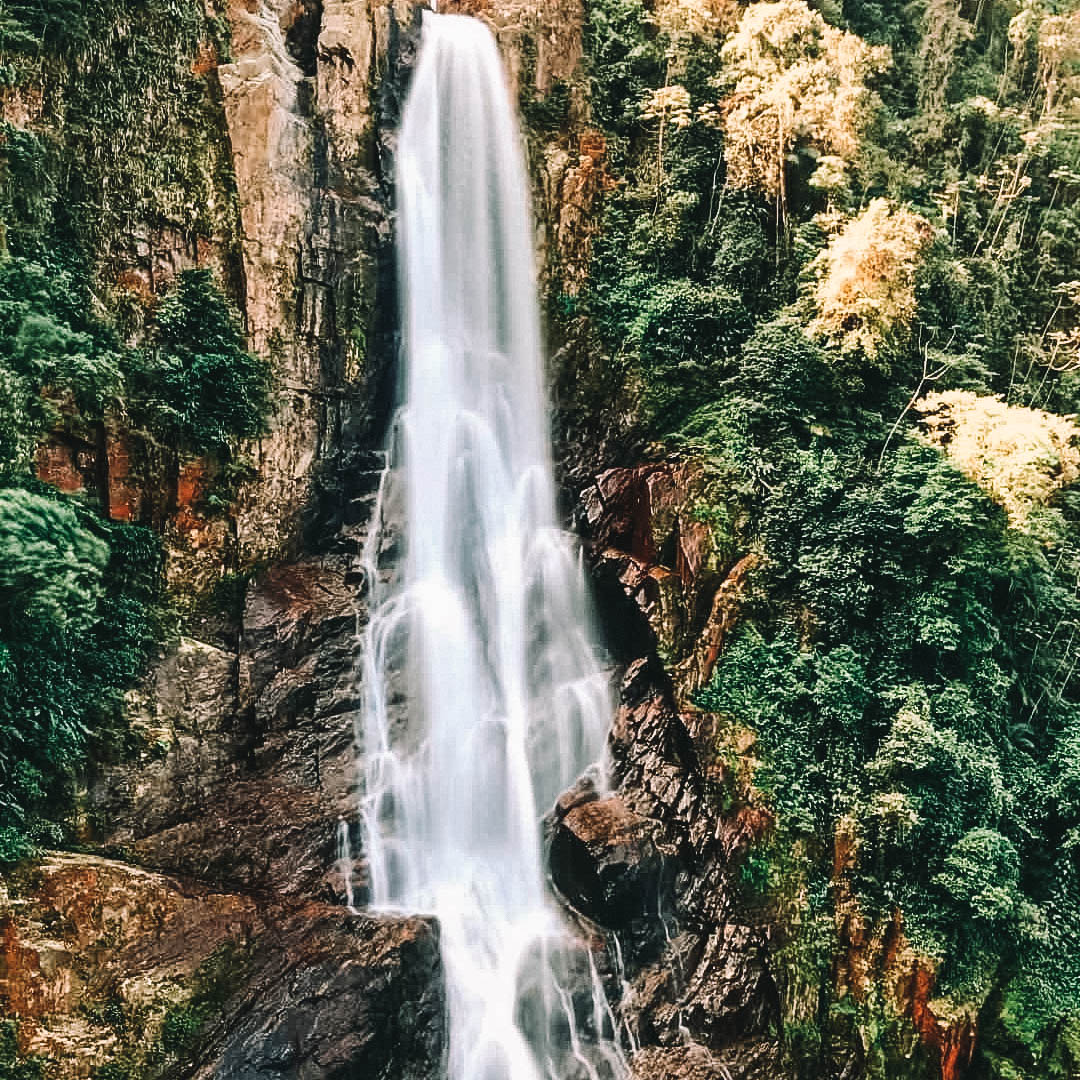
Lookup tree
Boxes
[703,0,890,227]
[138,268,273,455]
[916,390,1080,530]
[808,198,934,369]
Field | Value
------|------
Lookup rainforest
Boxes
[0,0,1079,1078]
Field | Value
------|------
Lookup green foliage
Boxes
[0,0,238,261]
[0,481,162,864]
[698,436,1080,1061]
[134,269,272,455]
[0,254,123,476]
[584,0,665,137]
[597,273,751,428]
[935,828,1023,935]
[0,487,108,627]
[0,253,272,481]
[159,940,253,1060]
[579,0,1080,1063]
[0,1021,47,1080]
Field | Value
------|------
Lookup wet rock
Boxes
[0,853,256,1043]
[87,637,238,841]
[585,461,741,674]
[194,906,444,1080]
[683,552,762,696]
[632,1042,791,1080]
[88,554,364,899]
[219,0,320,563]
[241,555,359,728]
[679,925,777,1045]
[550,795,662,927]
[578,463,784,1065]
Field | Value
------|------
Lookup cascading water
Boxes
[359,11,628,1080]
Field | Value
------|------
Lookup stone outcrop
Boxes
[550,790,663,928]
[631,1043,787,1080]
[3,4,911,1079]
[583,460,750,691]
[0,853,443,1079]
[220,0,415,567]
[88,547,367,902]
[544,461,791,1078]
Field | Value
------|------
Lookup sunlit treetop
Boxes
[808,198,934,367]
[640,84,693,128]
[917,390,1080,529]
[701,0,890,218]
[654,0,735,41]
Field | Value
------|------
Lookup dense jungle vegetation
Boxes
[577,0,1080,1074]
[0,1,270,863]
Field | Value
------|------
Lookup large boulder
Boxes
[549,793,663,928]
[0,853,443,1080]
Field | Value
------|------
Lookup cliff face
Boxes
[1,1,627,1076]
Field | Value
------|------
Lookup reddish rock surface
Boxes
[35,437,90,495]
[0,854,443,1078]
[105,432,144,522]
[583,459,745,681]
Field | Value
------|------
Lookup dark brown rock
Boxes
[679,924,777,1044]
[193,905,444,1080]
[0,853,443,1080]
[88,554,364,900]
[578,466,786,1068]
[550,795,662,927]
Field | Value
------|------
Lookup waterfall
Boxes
[359,12,626,1080]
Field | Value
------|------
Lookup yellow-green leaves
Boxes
[809,199,934,366]
[708,0,890,217]
[917,390,1080,529]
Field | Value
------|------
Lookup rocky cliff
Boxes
[1,1,628,1076]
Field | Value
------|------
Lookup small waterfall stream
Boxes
[358,12,627,1080]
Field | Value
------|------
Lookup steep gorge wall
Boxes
[0,3,901,1078]
[0,0,623,1075]
[2,2,954,1078]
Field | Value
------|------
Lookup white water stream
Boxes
[358,12,627,1080]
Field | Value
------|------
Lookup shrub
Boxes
[0,482,162,863]
[917,390,1080,530]
[0,255,123,476]
[808,199,935,368]
[136,269,273,455]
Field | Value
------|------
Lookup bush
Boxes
[0,488,108,628]
[135,269,273,455]
[0,1021,46,1080]
[0,482,162,863]
[0,255,123,476]
[699,435,1080,1051]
